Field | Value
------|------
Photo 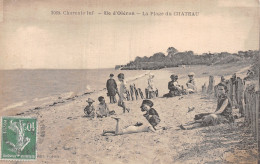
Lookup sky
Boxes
[0,0,259,69]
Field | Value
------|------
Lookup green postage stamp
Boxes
[1,117,37,160]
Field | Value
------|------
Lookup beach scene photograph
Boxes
[0,0,259,163]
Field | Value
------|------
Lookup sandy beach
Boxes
[0,63,258,164]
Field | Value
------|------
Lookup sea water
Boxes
[0,69,149,111]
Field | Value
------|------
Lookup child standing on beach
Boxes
[106,74,118,104]
[84,98,96,118]
[96,96,115,118]
[117,73,130,113]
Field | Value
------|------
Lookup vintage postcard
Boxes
[0,0,259,163]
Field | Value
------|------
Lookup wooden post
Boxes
[207,76,215,94]
[256,91,260,159]
[232,80,238,107]
[248,93,251,127]
[138,88,144,99]
[244,88,249,125]
[145,88,149,99]
[255,92,259,140]
[226,80,232,104]
[214,85,218,98]
[130,85,135,101]
[229,79,234,104]
[202,83,207,94]
[252,93,256,137]
[236,78,244,115]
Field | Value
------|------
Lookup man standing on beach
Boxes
[117,73,130,113]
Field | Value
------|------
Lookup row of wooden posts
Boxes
[125,84,159,101]
[203,75,259,140]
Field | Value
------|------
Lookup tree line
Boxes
[118,47,259,70]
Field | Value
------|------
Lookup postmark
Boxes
[1,116,37,160]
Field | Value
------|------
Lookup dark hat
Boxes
[98,96,105,102]
[140,99,154,108]
[170,74,178,79]
[118,73,125,79]
[110,74,114,77]
[170,74,175,79]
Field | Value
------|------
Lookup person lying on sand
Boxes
[186,72,197,93]
[179,83,234,130]
[84,98,96,118]
[96,96,115,118]
[102,100,163,136]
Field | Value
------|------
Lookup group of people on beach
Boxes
[84,96,115,118]
[84,73,130,119]
[83,72,163,135]
[83,71,236,135]
[163,72,197,97]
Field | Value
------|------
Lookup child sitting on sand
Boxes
[84,98,96,118]
[96,96,115,118]
[164,74,183,97]
[186,72,197,93]
[102,100,162,136]
[179,83,234,130]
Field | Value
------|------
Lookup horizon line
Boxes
[0,67,115,71]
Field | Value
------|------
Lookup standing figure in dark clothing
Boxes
[106,74,118,104]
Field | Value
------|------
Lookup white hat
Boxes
[86,98,95,103]
[188,72,195,76]
[149,73,154,78]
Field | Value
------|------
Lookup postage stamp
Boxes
[1,117,37,160]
